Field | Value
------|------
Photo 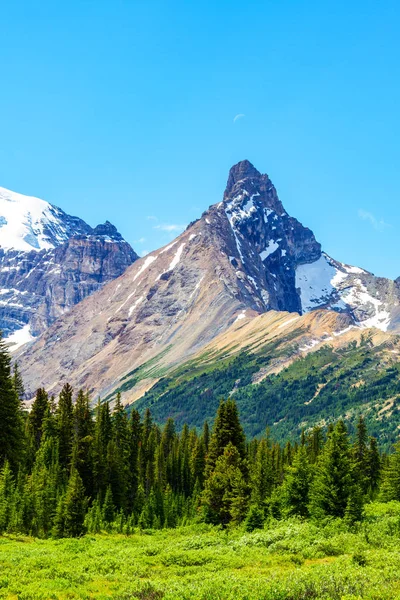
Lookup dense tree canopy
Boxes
[0,334,399,537]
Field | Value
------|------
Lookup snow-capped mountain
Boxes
[0,187,93,252]
[211,161,400,331]
[0,186,138,347]
[17,161,400,400]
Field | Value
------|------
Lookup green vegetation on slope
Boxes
[135,337,400,447]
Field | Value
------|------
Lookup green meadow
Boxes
[2,503,400,600]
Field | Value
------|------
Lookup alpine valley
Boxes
[9,161,400,442]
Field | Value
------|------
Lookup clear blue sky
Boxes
[1,1,399,277]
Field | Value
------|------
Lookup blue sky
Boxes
[1,1,399,277]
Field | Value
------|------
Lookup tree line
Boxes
[1,337,400,537]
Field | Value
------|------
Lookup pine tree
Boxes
[127,408,141,511]
[56,383,74,472]
[28,388,50,451]
[161,418,176,457]
[24,433,61,537]
[250,438,274,508]
[206,399,246,475]
[344,484,364,525]
[0,461,15,532]
[71,390,94,496]
[0,338,24,470]
[93,400,112,499]
[202,442,249,526]
[309,420,354,519]
[63,470,87,537]
[306,426,324,464]
[102,485,115,525]
[281,445,312,517]
[379,442,400,501]
[353,415,369,493]
[12,362,24,403]
[202,421,210,452]
[179,424,191,497]
[107,393,130,509]
[245,505,264,532]
[366,436,381,495]
[190,437,206,488]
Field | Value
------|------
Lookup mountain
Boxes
[0,186,138,348]
[17,161,400,401]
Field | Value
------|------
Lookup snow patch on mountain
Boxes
[5,324,34,351]
[133,255,157,283]
[296,255,338,311]
[296,254,392,332]
[168,243,185,271]
[260,240,279,260]
[128,296,144,317]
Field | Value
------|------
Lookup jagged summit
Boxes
[92,221,123,241]
[222,161,285,217]
[224,160,262,195]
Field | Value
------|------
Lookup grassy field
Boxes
[2,504,400,600]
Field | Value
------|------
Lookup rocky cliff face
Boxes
[17,161,400,401]
[0,186,137,347]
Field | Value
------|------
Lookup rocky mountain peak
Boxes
[224,160,261,195]
[222,160,285,218]
[92,221,123,240]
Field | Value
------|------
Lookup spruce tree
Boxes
[306,426,324,464]
[309,420,354,519]
[202,442,249,526]
[28,388,49,451]
[56,383,74,472]
[12,362,24,403]
[353,415,369,493]
[0,338,24,470]
[379,442,400,501]
[202,420,210,452]
[250,438,274,507]
[366,436,381,495]
[281,445,312,517]
[63,469,87,537]
[93,400,112,499]
[71,390,94,496]
[102,485,115,525]
[206,399,246,475]
[0,461,15,533]
[190,437,206,488]
[127,408,141,512]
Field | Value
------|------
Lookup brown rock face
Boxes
[0,231,137,339]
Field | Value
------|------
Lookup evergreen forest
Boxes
[1,335,400,539]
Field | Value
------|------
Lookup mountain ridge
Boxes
[16,160,400,402]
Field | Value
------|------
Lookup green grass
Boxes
[2,504,400,599]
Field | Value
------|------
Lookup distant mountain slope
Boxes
[134,310,400,447]
[17,161,400,401]
[0,186,137,346]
